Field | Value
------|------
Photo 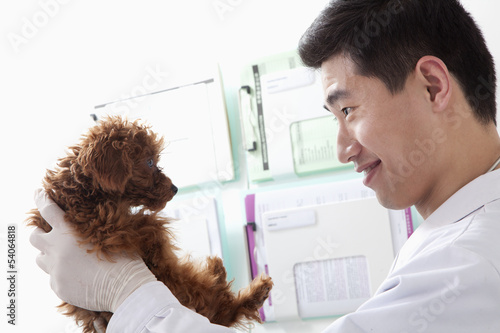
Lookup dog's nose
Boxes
[171,184,178,194]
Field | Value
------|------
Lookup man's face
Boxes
[321,55,440,210]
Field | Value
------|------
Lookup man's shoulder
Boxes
[450,199,500,271]
[408,200,500,271]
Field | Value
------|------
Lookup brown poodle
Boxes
[27,116,272,333]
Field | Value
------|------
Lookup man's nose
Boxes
[336,125,361,164]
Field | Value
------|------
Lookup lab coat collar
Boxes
[424,168,500,228]
[392,168,500,272]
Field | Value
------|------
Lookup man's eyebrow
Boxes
[326,89,351,108]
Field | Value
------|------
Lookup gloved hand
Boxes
[29,189,157,313]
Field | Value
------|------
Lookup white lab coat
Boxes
[108,169,500,333]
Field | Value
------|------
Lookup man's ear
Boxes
[77,138,133,193]
[415,56,452,112]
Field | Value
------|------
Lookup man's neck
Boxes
[415,122,500,219]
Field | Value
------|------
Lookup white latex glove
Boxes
[29,189,157,313]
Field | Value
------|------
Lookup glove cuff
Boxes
[109,259,157,313]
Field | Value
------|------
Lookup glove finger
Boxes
[29,227,49,251]
[34,189,68,230]
[35,252,51,274]
[33,188,50,206]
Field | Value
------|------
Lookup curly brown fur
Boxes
[26,116,272,333]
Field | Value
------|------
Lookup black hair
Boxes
[299,0,496,125]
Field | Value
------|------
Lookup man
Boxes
[31,0,499,332]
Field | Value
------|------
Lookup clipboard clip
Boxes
[239,86,258,152]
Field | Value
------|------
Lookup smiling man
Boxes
[318,54,499,218]
[298,0,500,331]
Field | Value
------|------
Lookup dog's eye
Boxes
[147,159,154,168]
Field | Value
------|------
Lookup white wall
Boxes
[0,1,498,332]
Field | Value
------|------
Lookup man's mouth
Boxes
[363,160,381,175]
[356,160,382,175]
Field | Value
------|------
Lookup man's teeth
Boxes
[363,163,378,175]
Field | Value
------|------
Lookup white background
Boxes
[0,1,499,332]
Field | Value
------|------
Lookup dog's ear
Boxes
[77,136,133,193]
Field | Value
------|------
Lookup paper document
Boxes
[295,256,371,318]
[94,73,234,189]
[261,197,394,321]
[249,178,414,321]
[239,50,345,183]
[290,116,344,176]
[162,196,223,259]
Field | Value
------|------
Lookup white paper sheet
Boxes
[260,67,327,180]
[162,196,223,259]
[253,178,410,321]
[261,197,394,321]
[295,256,371,318]
[94,75,234,190]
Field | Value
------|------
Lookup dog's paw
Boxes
[251,274,273,306]
[228,274,273,326]
[238,274,273,310]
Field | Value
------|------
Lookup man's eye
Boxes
[342,107,353,117]
[147,159,154,168]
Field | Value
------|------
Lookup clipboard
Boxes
[238,50,349,183]
[244,178,416,322]
[93,69,234,190]
[261,198,394,321]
